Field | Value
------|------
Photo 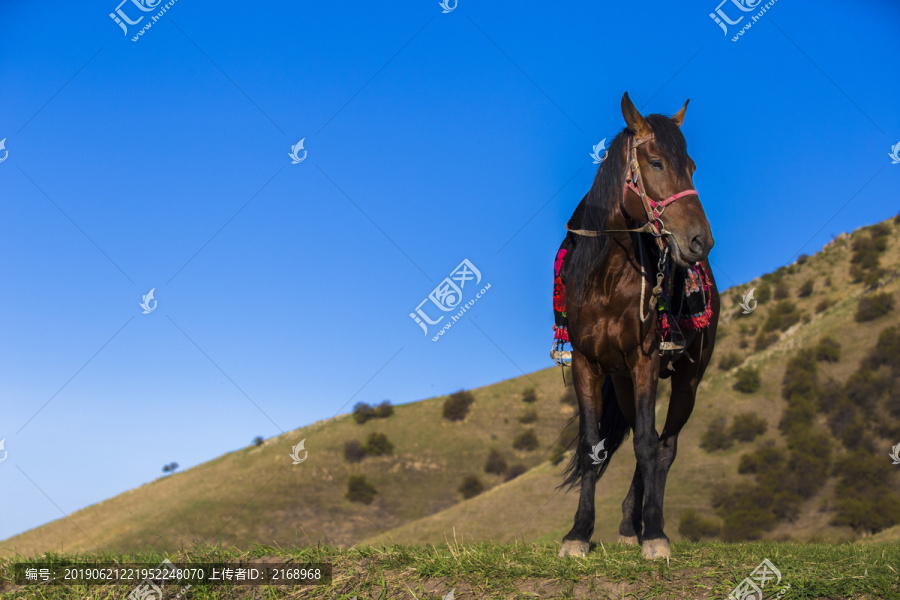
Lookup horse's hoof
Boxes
[558,540,590,558]
[617,535,639,545]
[641,538,670,560]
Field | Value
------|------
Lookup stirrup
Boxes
[550,340,572,367]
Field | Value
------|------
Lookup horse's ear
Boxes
[621,92,651,137]
[672,99,690,128]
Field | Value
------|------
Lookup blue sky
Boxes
[1,0,898,542]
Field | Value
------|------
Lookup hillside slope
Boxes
[3,216,899,558]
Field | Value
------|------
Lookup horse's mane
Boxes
[566,114,690,303]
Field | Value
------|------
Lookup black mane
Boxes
[566,114,689,303]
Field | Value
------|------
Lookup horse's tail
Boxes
[559,376,631,491]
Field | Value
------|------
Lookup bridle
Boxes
[567,133,698,252]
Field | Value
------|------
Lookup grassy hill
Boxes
[3,216,899,559]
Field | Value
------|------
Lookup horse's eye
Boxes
[649,159,664,171]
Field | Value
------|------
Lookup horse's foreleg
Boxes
[559,351,604,557]
[618,463,643,545]
[629,360,669,559]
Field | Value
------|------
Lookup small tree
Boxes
[352,402,374,424]
[730,413,768,442]
[346,475,377,504]
[459,475,484,499]
[774,282,789,300]
[484,449,508,475]
[443,390,475,421]
[505,464,528,481]
[344,440,366,463]
[521,387,537,404]
[700,419,733,452]
[814,336,841,362]
[519,409,538,424]
[733,367,761,394]
[797,279,814,298]
[373,400,394,419]
[855,292,895,322]
[362,432,394,456]
[513,429,539,451]
[162,462,179,474]
[252,436,264,447]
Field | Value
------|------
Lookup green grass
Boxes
[2,542,898,599]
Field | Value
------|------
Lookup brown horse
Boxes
[556,93,719,560]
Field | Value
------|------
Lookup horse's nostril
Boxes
[690,235,705,255]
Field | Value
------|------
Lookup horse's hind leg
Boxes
[558,352,604,558]
[618,463,643,545]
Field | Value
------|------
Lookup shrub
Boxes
[717,351,743,371]
[831,450,900,533]
[855,292,895,322]
[762,300,800,332]
[344,440,366,463]
[521,387,537,404]
[352,402,375,424]
[513,429,540,451]
[362,432,394,456]
[505,464,528,481]
[782,351,818,400]
[754,331,778,352]
[797,254,809,265]
[459,475,484,499]
[700,418,734,452]
[730,413,768,442]
[548,444,566,465]
[678,509,721,542]
[559,387,577,407]
[797,279,814,298]
[814,336,841,362]
[373,401,394,419]
[866,326,900,372]
[733,367,761,394]
[346,475,377,504]
[484,449,508,475]
[815,298,834,314]
[253,436,264,447]
[774,282,789,300]
[443,390,475,421]
[519,409,538,424]
[843,370,891,411]
[755,283,772,304]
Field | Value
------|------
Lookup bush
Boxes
[782,351,818,400]
[733,367,761,394]
[717,351,743,371]
[512,429,540,451]
[352,402,375,424]
[519,409,538,424]
[797,279,814,298]
[762,300,801,332]
[443,390,475,421]
[866,326,900,372]
[346,475,377,504]
[362,432,394,456]
[755,283,772,304]
[459,475,485,499]
[730,413,768,442]
[774,282,789,300]
[344,440,366,463]
[843,370,890,411]
[815,298,834,314]
[505,463,528,481]
[521,387,537,404]
[484,449,508,475]
[855,292,895,322]
[814,336,841,362]
[253,436,264,447]
[754,331,778,351]
[373,401,394,419]
[548,444,566,465]
[797,254,809,265]
[678,509,721,542]
[831,450,900,533]
[700,418,734,452]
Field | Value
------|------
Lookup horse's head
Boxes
[619,92,714,266]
